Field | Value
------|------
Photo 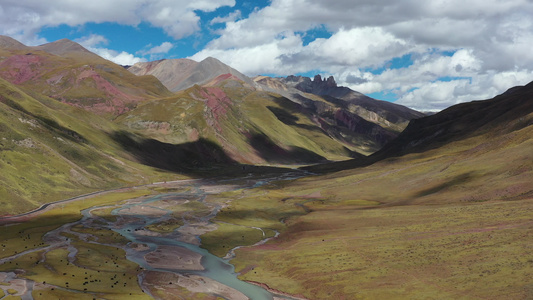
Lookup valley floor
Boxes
[0,174,305,300]
[0,125,532,299]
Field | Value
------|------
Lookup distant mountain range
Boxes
[127,56,423,158]
[0,35,531,214]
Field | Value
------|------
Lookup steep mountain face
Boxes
[283,74,340,94]
[0,77,170,213]
[0,36,172,116]
[127,55,424,156]
[279,74,424,126]
[0,36,28,50]
[255,75,424,154]
[309,80,533,173]
[128,57,256,92]
[374,81,533,160]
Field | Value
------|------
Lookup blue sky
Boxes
[2,0,533,111]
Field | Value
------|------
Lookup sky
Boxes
[1,0,533,111]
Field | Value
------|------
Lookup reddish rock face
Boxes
[197,86,232,132]
[206,73,241,86]
[51,66,143,115]
[0,55,168,115]
[0,54,46,84]
[0,38,172,116]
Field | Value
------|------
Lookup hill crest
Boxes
[128,57,256,92]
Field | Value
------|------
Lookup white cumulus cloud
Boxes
[90,48,145,66]
[193,0,533,111]
[210,10,241,25]
[2,0,533,110]
[0,0,235,41]
[75,34,145,66]
[140,42,174,55]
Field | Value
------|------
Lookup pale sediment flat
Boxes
[144,245,204,271]
[143,270,249,300]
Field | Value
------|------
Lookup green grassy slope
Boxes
[0,78,181,214]
[0,43,172,117]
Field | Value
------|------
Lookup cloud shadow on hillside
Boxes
[110,130,238,174]
[249,133,327,165]
[266,106,325,133]
[413,173,473,198]
[109,131,296,177]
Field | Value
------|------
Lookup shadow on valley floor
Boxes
[249,133,328,165]
[414,173,474,198]
[109,130,293,178]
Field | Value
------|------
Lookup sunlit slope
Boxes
[204,83,533,299]
[128,56,256,92]
[0,37,172,116]
[0,78,174,214]
[116,75,359,165]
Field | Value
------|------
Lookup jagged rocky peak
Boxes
[313,74,337,87]
[281,74,338,93]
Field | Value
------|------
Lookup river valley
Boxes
[0,172,307,300]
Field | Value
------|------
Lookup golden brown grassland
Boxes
[201,125,533,299]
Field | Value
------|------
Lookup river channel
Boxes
[77,172,305,300]
[0,171,307,299]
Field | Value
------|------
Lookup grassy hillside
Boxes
[200,87,533,299]
[0,42,172,117]
[0,78,181,214]
[116,77,359,165]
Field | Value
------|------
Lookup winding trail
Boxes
[0,178,200,224]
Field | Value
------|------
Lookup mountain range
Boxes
[0,35,531,212]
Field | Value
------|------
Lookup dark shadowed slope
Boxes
[115,75,358,165]
[373,81,533,159]
[278,74,425,127]
[306,81,533,173]
[255,75,424,154]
